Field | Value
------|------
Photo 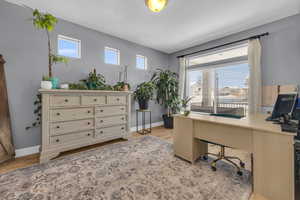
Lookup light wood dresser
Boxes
[39,89,132,163]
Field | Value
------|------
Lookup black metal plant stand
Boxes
[136,109,152,135]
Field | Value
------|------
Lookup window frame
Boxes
[104,46,120,66]
[185,44,249,115]
[136,54,148,70]
[188,43,248,69]
[57,35,81,59]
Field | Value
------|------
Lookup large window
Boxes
[104,47,120,65]
[58,35,81,58]
[186,44,249,116]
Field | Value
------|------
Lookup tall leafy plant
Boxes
[151,69,181,116]
[32,9,68,77]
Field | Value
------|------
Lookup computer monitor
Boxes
[271,93,298,119]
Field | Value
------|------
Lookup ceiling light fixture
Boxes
[145,0,168,12]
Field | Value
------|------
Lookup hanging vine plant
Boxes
[25,94,42,130]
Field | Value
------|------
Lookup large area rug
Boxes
[0,136,251,200]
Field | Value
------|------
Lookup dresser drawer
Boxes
[96,125,126,139]
[96,106,126,117]
[82,96,106,106]
[96,115,126,128]
[107,96,126,105]
[50,119,94,136]
[50,95,81,107]
[50,130,94,145]
[50,107,94,122]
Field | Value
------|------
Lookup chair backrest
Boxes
[210,113,243,119]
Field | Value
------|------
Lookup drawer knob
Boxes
[56,126,60,129]
[121,108,124,111]
[88,111,91,114]
[121,118,124,120]
[100,120,103,123]
[56,139,60,142]
[94,99,97,102]
[117,98,120,101]
[100,131,103,134]
[121,127,125,130]
[87,133,91,136]
[100,110,104,112]
[56,113,60,116]
[88,122,91,125]
[64,99,69,103]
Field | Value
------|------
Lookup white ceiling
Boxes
[5,0,300,54]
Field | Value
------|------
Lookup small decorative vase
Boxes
[60,83,69,89]
[41,81,52,89]
[50,77,59,89]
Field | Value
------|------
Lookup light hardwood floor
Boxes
[0,126,262,200]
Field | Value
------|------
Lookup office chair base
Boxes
[203,146,245,176]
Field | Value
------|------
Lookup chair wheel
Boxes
[203,155,208,160]
[211,166,217,171]
[237,171,243,176]
[240,162,245,168]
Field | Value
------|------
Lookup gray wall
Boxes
[169,14,300,86]
[0,1,169,149]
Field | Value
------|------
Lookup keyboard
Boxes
[281,123,298,133]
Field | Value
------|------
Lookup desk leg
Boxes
[173,117,207,163]
[253,130,294,200]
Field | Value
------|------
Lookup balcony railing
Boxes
[191,102,248,116]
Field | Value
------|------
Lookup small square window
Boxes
[105,47,120,65]
[136,55,147,70]
[58,35,81,58]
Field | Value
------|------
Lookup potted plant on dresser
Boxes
[32,9,68,88]
[40,75,52,89]
[134,81,155,110]
[151,69,181,128]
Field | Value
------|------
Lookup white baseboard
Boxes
[15,145,40,158]
[15,121,164,158]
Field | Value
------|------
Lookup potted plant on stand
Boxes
[32,9,68,88]
[134,82,155,110]
[151,69,181,128]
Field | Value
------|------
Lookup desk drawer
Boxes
[96,106,126,117]
[96,125,126,139]
[50,107,94,122]
[50,119,94,136]
[107,96,126,105]
[82,96,106,106]
[96,115,126,128]
[50,95,80,107]
[50,130,94,145]
[194,121,253,152]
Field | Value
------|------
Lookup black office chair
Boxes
[202,113,245,176]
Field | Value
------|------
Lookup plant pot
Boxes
[163,114,174,129]
[122,84,129,91]
[138,99,149,110]
[40,81,52,89]
[50,77,59,89]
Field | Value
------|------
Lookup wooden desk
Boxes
[174,113,296,200]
